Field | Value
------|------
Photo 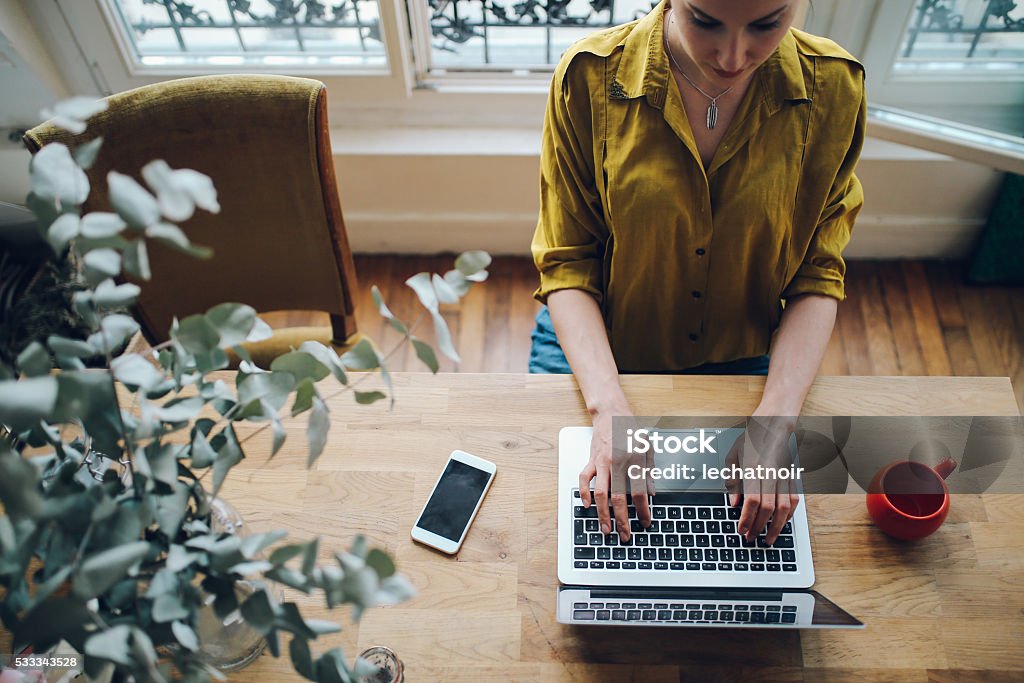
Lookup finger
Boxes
[611,492,630,542]
[789,491,800,520]
[738,492,760,540]
[765,483,791,545]
[632,489,651,528]
[594,466,611,535]
[578,462,596,508]
[751,493,776,543]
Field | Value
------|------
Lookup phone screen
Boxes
[415,459,492,542]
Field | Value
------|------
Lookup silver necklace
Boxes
[664,13,733,129]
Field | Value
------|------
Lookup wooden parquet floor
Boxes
[262,256,1024,414]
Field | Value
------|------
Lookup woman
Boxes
[530,0,865,546]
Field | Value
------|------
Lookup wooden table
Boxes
[217,373,1024,682]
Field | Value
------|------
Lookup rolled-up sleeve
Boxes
[532,55,608,304]
[782,68,866,301]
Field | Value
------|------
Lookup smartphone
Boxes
[411,450,497,554]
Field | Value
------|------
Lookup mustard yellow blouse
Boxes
[531,1,866,373]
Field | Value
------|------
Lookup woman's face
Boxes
[668,0,799,88]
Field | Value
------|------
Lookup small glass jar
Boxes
[358,646,404,683]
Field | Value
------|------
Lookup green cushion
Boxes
[968,173,1024,285]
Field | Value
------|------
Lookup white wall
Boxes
[331,129,1004,259]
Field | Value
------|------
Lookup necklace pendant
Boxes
[706,100,718,129]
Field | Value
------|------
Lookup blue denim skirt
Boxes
[528,305,770,375]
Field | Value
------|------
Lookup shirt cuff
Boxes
[782,266,846,301]
[533,260,603,304]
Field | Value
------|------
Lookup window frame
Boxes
[26,0,417,105]
[808,0,1023,109]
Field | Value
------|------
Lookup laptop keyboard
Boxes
[570,600,799,625]
[572,490,801,573]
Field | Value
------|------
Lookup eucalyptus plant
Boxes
[0,97,491,682]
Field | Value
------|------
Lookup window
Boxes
[413,0,654,72]
[22,0,1024,151]
[808,0,1024,137]
[106,0,388,70]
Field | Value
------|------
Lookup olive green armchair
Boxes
[23,74,359,367]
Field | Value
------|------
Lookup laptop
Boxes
[556,426,863,628]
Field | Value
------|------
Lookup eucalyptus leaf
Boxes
[111,354,163,391]
[80,212,127,238]
[31,143,89,205]
[0,449,44,517]
[405,272,438,312]
[85,624,134,666]
[205,303,257,347]
[212,427,244,496]
[229,560,273,575]
[42,96,108,133]
[240,589,276,634]
[364,548,395,579]
[353,390,386,405]
[370,285,393,318]
[46,213,80,253]
[89,313,139,354]
[339,338,378,371]
[173,314,221,354]
[431,310,461,363]
[442,269,471,297]
[165,545,199,572]
[146,222,212,259]
[302,537,319,576]
[172,621,199,652]
[431,272,459,304]
[47,335,95,358]
[237,371,295,411]
[272,416,287,457]
[73,541,151,599]
[455,250,492,277]
[82,248,122,280]
[240,529,287,558]
[190,430,217,468]
[0,375,58,431]
[411,337,439,374]
[291,378,315,416]
[289,636,316,681]
[306,396,329,468]
[152,592,190,623]
[147,442,186,487]
[74,136,104,170]
[272,351,330,384]
[151,396,203,422]
[109,171,161,229]
[374,574,417,605]
[268,544,305,566]
[142,160,220,221]
[17,341,52,377]
[93,279,141,308]
[297,341,347,384]
[247,317,273,343]
[123,239,151,280]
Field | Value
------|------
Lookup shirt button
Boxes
[695,248,706,256]
[688,333,699,341]
[692,290,702,299]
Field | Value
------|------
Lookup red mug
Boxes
[866,457,957,540]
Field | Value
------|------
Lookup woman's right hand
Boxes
[579,407,653,542]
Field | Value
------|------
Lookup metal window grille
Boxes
[426,0,657,71]
[108,0,387,68]
[898,0,1024,69]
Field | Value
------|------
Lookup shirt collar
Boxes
[611,1,810,111]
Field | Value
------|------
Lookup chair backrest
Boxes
[24,74,358,345]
